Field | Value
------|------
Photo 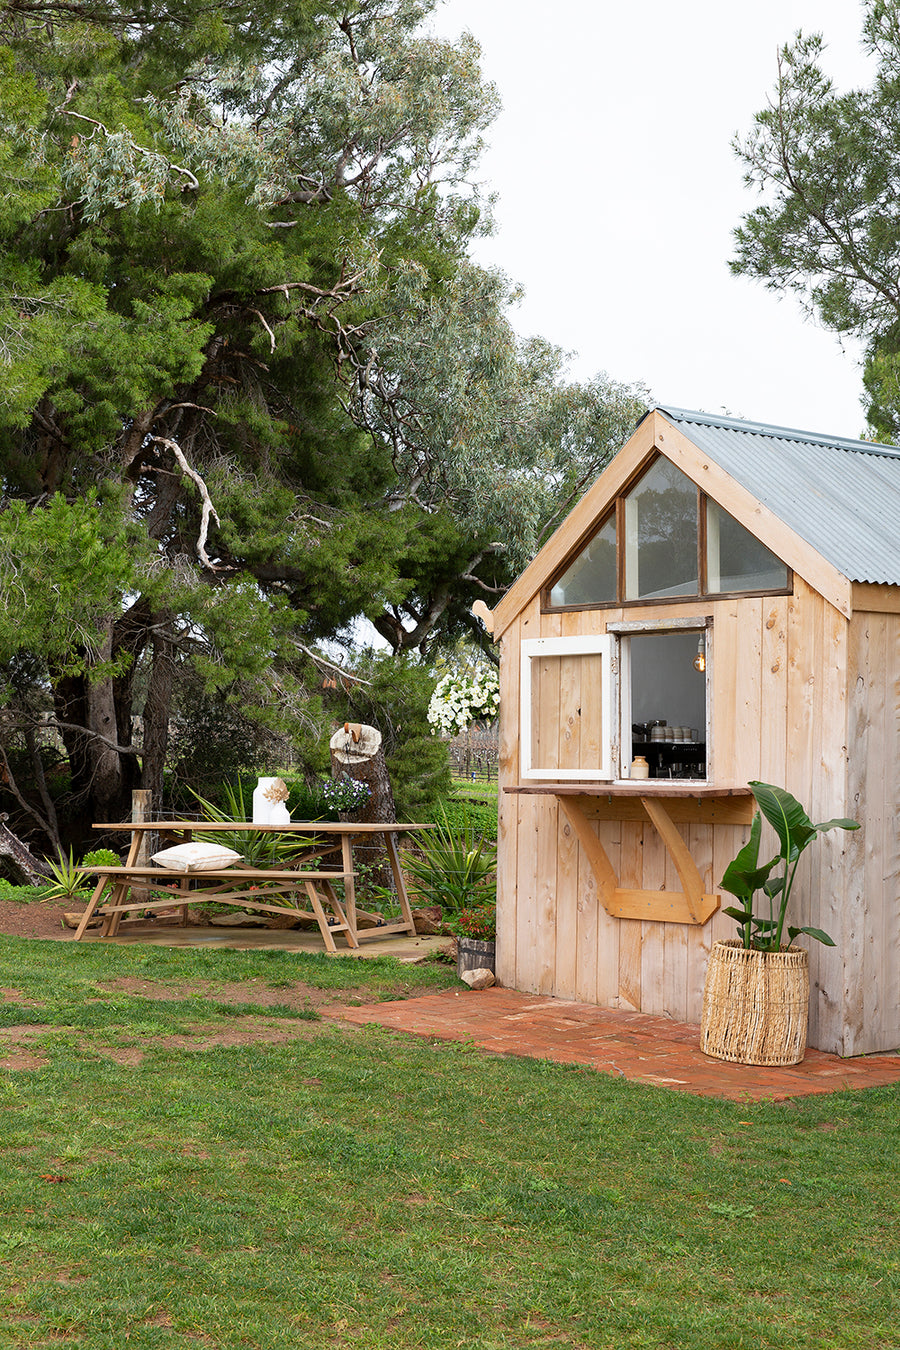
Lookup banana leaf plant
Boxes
[719,782,859,951]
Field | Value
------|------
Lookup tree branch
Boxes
[150,436,220,569]
[295,644,372,686]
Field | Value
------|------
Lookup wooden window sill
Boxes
[505,783,752,798]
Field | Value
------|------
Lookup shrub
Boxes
[80,848,121,869]
[402,810,496,915]
[448,904,496,940]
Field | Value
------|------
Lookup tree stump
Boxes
[329,723,397,894]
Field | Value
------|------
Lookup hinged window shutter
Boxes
[520,635,614,780]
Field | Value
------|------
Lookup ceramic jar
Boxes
[630,755,650,780]
[252,777,291,825]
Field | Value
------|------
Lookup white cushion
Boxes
[151,843,242,872]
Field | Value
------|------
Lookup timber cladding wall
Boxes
[843,606,900,1055]
[496,577,868,1052]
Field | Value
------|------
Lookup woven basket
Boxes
[700,940,809,1066]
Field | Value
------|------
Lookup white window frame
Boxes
[519,634,614,780]
[608,617,712,783]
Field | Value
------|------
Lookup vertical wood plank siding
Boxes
[496,580,893,1050]
[844,608,900,1054]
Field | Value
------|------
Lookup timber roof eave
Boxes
[477,410,853,640]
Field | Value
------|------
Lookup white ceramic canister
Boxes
[252,777,280,824]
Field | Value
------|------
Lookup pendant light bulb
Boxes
[693,634,706,673]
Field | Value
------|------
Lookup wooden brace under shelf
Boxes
[557,794,719,925]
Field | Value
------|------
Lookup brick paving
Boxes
[322,988,900,1102]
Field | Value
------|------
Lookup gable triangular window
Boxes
[547,457,789,608]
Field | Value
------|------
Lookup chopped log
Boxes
[0,816,52,886]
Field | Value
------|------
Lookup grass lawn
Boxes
[450,776,498,802]
[444,779,498,842]
[1,938,898,1349]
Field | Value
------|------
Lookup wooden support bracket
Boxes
[558,794,720,926]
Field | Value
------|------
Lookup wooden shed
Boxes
[475,407,900,1056]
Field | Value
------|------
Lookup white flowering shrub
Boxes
[427,667,500,738]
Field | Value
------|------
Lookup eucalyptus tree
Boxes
[731,0,900,438]
[0,0,644,844]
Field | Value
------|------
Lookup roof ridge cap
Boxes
[654,405,900,459]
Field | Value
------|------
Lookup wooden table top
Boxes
[93,820,433,833]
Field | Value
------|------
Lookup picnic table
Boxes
[79,820,432,949]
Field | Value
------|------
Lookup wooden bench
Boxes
[76,866,359,951]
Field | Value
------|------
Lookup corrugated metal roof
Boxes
[652,406,900,586]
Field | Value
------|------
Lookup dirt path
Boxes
[0,899,81,940]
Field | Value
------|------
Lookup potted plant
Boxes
[448,902,497,978]
[701,781,859,1066]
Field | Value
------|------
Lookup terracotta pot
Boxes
[700,939,810,1066]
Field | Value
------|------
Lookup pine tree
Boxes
[0,0,645,845]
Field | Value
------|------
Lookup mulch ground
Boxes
[0,898,243,942]
[0,899,84,941]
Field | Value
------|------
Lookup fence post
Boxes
[131,789,152,905]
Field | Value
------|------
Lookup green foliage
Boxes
[167,678,286,804]
[401,808,496,914]
[0,879,49,904]
[720,782,859,950]
[0,0,646,846]
[39,848,89,902]
[0,492,138,668]
[337,653,452,822]
[80,848,121,869]
[189,783,320,868]
[440,794,498,842]
[731,4,900,436]
[287,778,334,821]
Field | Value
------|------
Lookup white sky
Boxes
[431,0,876,439]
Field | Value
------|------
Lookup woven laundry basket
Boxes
[700,940,809,1066]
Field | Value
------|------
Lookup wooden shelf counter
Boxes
[504,784,755,925]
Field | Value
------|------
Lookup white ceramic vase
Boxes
[252,777,290,825]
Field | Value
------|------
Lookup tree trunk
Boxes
[52,685,134,838]
[140,618,176,806]
[0,817,52,884]
[52,613,146,838]
[85,632,127,813]
[329,722,397,891]
[329,723,397,821]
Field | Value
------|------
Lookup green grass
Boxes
[1,938,899,1348]
[443,778,499,841]
[450,776,498,802]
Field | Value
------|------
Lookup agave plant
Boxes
[402,810,496,915]
[720,782,859,951]
[40,848,90,903]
